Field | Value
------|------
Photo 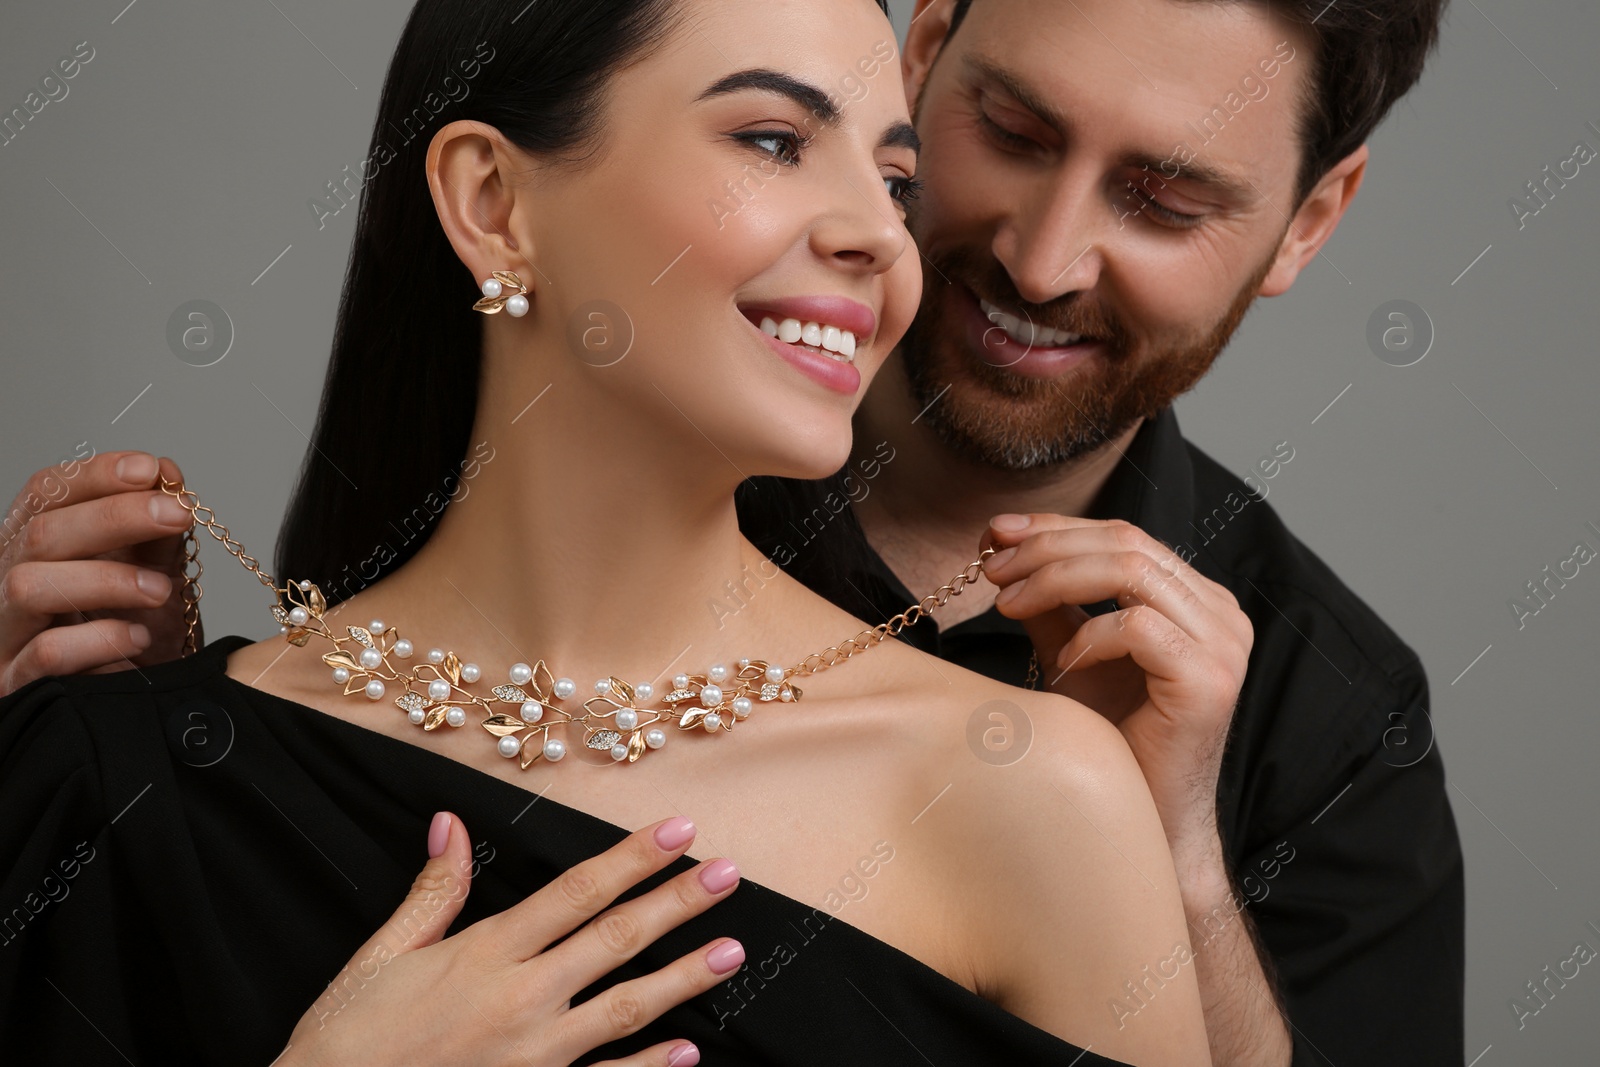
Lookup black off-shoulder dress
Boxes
[0,635,1132,1066]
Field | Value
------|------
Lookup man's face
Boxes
[893,0,1311,469]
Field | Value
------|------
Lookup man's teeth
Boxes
[759,317,857,361]
[979,298,1083,349]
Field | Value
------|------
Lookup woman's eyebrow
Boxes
[881,122,921,156]
[697,68,920,156]
[697,69,840,125]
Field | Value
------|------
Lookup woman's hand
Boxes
[0,451,195,694]
[277,812,742,1067]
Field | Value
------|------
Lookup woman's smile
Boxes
[737,293,877,395]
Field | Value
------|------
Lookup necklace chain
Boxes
[158,478,1001,767]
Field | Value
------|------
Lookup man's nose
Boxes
[991,168,1113,305]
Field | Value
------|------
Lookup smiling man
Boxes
[0,0,1456,1063]
[745,0,1459,1064]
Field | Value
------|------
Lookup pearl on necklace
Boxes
[509,662,533,686]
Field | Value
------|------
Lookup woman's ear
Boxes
[425,120,536,289]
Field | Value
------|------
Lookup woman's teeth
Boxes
[979,298,1084,349]
[759,316,857,362]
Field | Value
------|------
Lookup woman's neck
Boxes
[360,356,817,698]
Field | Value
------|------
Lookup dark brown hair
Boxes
[278,0,891,601]
[946,0,1449,201]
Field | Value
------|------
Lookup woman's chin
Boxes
[750,430,856,483]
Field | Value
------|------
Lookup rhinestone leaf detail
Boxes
[586,729,623,750]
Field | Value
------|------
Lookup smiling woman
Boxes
[0,0,1211,1064]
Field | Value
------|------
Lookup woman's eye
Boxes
[738,129,808,165]
[885,175,924,206]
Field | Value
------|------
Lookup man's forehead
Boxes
[947,0,1308,186]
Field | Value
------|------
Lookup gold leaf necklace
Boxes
[158,479,1000,768]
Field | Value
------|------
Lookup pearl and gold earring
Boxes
[473,271,530,317]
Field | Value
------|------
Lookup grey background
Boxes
[1,0,1595,1060]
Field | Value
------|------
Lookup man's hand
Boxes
[981,513,1253,875]
[0,452,196,695]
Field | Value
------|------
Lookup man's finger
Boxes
[1,619,152,694]
[1,559,172,617]
[9,489,193,564]
[985,514,1236,616]
[992,553,1224,646]
[1,451,168,530]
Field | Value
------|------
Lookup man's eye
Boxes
[978,110,1041,153]
[1122,185,1206,228]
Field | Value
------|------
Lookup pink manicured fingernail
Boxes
[116,453,156,484]
[668,1042,701,1066]
[699,858,739,894]
[128,623,151,651]
[428,812,450,858]
[706,939,745,975]
[991,513,1030,531]
[654,816,696,851]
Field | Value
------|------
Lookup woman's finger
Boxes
[538,856,741,992]
[347,812,476,964]
[558,937,744,1060]
[495,816,699,960]
[594,1038,703,1067]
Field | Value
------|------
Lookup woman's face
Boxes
[502,0,922,482]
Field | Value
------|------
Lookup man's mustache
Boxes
[936,265,1129,347]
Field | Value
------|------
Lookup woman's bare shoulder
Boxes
[880,651,1211,1062]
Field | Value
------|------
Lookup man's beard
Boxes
[899,247,1276,471]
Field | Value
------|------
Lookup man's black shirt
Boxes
[740,406,1464,1067]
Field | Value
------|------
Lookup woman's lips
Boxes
[955,284,1102,379]
[746,314,862,395]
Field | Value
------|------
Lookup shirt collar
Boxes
[852,405,1198,638]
